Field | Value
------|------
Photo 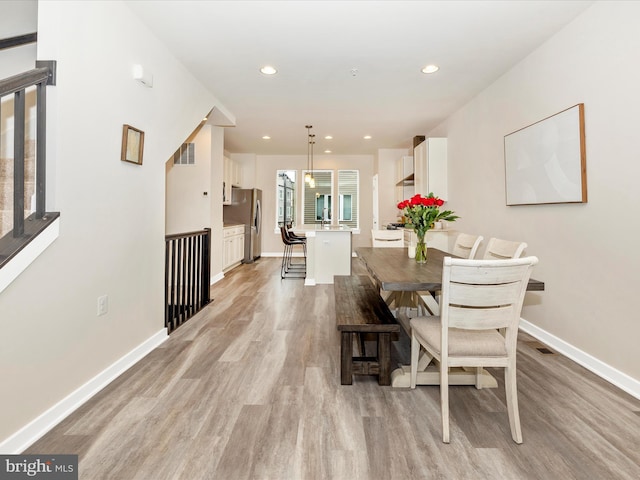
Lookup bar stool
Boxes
[280,226,306,279]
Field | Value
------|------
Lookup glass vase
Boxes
[415,233,427,264]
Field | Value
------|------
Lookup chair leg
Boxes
[410,331,419,389]
[441,363,450,443]
[504,365,523,444]
[475,367,483,389]
[280,243,288,278]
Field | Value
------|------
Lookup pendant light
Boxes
[309,132,316,188]
[304,125,312,184]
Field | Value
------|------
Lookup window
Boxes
[173,143,195,165]
[302,170,333,225]
[276,170,296,228]
[315,194,332,221]
[338,170,359,228]
[339,194,352,221]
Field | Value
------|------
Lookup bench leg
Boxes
[341,332,353,385]
[378,332,391,386]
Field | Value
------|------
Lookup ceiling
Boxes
[126,0,594,156]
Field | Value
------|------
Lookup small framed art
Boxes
[121,124,144,165]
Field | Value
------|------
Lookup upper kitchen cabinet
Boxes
[395,155,414,204]
[413,136,448,200]
[223,157,243,205]
[231,159,242,187]
[223,157,232,205]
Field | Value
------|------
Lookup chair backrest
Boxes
[451,233,483,259]
[482,237,527,260]
[280,226,290,244]
[441,257,538,335]
[371,229,404,248]
[280,226,297,245]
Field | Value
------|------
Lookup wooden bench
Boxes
[334,275,400,386]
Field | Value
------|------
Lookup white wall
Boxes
[0,0,228,446]
[209,126,225,279]
[255,154,374,254]
[430,1,640,384]
[0,0,37,79]
[165,125,212,235]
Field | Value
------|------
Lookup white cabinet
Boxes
[223,157,242,205]
[223,157,232,205]
[395,155,414,204]
[223,225,245,270]
[413,137,447,200]
[396,155,413,183]
[232,160,242,187]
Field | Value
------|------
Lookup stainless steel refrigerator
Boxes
[224,188,262,263]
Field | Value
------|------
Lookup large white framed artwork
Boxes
[504,104,587,205]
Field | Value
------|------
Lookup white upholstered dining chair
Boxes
[483,237,527,259]
[451,233,483,259]
[410,256,538,444]
[371,229,404,248]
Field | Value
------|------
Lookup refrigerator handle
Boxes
[255,199,262,236]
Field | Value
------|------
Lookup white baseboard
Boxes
[261,252,294,258]
[520,319,640,400]
[0,329,168,454]
[210,271,225,285]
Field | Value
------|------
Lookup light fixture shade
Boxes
[260,65,277,75]
[305,125,314,186]
[132,64,153,87]
[421,64,439,74]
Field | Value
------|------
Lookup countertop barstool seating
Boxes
[280,226,306,279]
[410,256,539,444]
[286,224,307,242]
[451,233,484,259]
[483,237,527,260]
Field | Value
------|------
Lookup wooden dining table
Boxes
[355,246,545,388]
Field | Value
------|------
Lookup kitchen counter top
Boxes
[294,224,352,233]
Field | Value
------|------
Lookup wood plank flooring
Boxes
[26,257,640,479]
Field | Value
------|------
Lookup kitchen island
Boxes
[293,224,352,285]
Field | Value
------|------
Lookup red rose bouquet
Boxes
[397,193,459,262]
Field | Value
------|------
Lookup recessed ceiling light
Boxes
[364,135,372,140]
[262,135,271,140]
[324,150,332,154]
[202,117,208,121]
[421,64,439,74]
[325,135,333,140]
[260,65,277,75]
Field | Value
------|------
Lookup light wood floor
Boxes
[26,258,640,479]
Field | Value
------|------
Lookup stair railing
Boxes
[165,228,211,333]
[0,59,58,269]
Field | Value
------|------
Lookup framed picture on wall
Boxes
[504,104,587,205]
[121,124,145,165]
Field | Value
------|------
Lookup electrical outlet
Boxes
[97,295,108,316]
